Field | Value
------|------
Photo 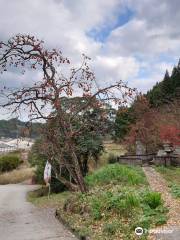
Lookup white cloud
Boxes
[132,73,162,93]
[0,0,180,120]
[155,62,174,76]
[93,55,139,85]
[106,17,180,57]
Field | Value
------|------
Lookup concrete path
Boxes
[143,167,180,240]
[0,184,77,240]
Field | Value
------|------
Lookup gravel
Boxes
[143,167,180,240]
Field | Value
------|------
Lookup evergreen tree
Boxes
[161,70,173,102]
[114,107,134,141]
[147,59,180,106]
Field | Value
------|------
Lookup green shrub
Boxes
[106,192,140,216]
[85,164,146,187]
[144,192,162,209]
[171,184,180,198]
[156,166,168,174]
[86,190,141,220]
[28,139,66,193]
[133,216,152,230]
[108,153,118,164]
[154,215,167,225]
[0,155,20,172]
[103,222,119,235]
[125,193,140,208]
[31,160,65,193]
[77,226,91,238]
[90,197,102,220]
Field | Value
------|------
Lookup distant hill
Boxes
[0,118,42,138]
[147,60,180,107]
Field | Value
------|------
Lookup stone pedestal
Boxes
[136,140,146,155]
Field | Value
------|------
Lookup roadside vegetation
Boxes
[29,163,168,240]
[0,167,34,184]
[155,166,180,198]
[28,140,126,193]
[0,151,21,173]
[28,190,71,208]
[0,151,34,184]
[98,142,126,166]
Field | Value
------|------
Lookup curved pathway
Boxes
[0,184,77,240]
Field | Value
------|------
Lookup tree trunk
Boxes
[71,150,88,193]
[82,154,89,177]
[57,175,78,192]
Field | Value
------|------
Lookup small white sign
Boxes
[44,161,51,183]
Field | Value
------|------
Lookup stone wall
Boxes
[117,154,180,166]
[117,153,156,166]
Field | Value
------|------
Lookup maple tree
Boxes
[0,34,136,192]
[125,95,161,153]
[159,125,180,146]
[157,100,180,146]
[124,95,180,153]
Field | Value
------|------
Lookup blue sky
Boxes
[87,8,134,42]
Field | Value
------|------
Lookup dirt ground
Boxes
[143,167,180,240]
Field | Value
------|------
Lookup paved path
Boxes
[0,184,77,240]
[143,167,180,240]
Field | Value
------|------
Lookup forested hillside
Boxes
[147,60,180,107]
[0,118,42,138]
[114,59,180,151]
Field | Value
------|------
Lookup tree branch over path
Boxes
[0,34,137,192]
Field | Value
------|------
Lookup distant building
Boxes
[0,142,16,152]
[0,138,34,153]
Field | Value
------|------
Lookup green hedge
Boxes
[0,155,20,172]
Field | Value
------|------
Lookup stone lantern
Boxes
[163,142,174,166]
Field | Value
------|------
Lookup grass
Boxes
[29,164,168,240]
[103,142,126,155]
[143,192,162,209]
[155,166,180,198]
[0,167,35,184]
[103,221,120,236]
[85,163,147,186]
[28,190,71,208]
[98,142,126,166]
